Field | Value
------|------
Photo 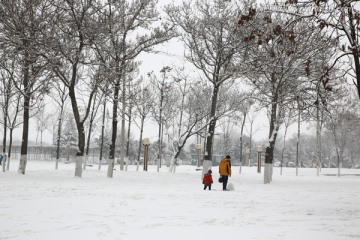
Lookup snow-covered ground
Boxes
[1,160,360,240]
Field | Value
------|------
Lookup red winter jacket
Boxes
[202,173,213,185]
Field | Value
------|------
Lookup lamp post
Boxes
[143,138,150,171]
[257,145,263,173]
[196,144,202,170]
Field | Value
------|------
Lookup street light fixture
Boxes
[257,145,263,173]
[143,138,150,171]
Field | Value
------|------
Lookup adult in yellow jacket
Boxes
[219,155,232,191]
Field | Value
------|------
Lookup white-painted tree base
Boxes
[75,156,83,177]
[18,154,27,174]
[107,158,114,178]
[169,157,177,173]
[264,163,272,184]
[201,160,212,179]
[2,154,6,172]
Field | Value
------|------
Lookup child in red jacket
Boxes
[203,169,213,190]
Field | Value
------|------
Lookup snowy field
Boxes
[1,160,360,240]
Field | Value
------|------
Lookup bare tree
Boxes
[84,89,102,170]
[49,81,69,169]
[132,84,152,171]
[148,66,174,171]
[0,0,52,174]
[34,102,51,147]
[278,107,296,175]
[124,68,142,170]
[324,105,357,176]
[165,0,248,174]
[345,101,360,168]
[96,67,113,171]
[0,56,19,172]
[218,116,235,156]
[244,107,261,166]
[163,73,211,173]
[216,88,251,159]
[0,55,23,171]
[239,10,334,183]
[30,100,50,162]
[301,42,347,175]
[231,97,254,171]
[92,0,176,177]
[153,67,243,174]
[6,98,22,171]
[285,1,360,98]
[44,0,106,177]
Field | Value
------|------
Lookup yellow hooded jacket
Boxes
[219,158,232,176]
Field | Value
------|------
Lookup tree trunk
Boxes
[264,99,279,184]
[352,46,360,98]
[169,157,176,173]
[8,95,20,171]
[75,124,85,177]
[280,125,289,176]
[108,62,124,177]
[295,103,301,176]
[18,54,31,175]
[169,151,181,173]
[108,78,120,178]
[7,128,14,171]
[125,105,132,171]
[99,99,106,170]
[158,123,164,172]
[18,93,30,174]
[202,85,219,176]
[68,86,85,177]
[137,115,145,171]
[249,121,253,166]
[2,104,7,173]
[315,102,321,176]
[346,6,360,98]
[336,150,341,177]
[119,77,126,171]
[55,104,64,170]
[2,74,11,172]
[84,95,97,170]
[239,112,246,174]
[157,87,164,172]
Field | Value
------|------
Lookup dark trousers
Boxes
[204,185,211,190]
[222,176,229,190]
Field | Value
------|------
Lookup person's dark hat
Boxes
[207,169,212,174]
[226,155,231,159]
